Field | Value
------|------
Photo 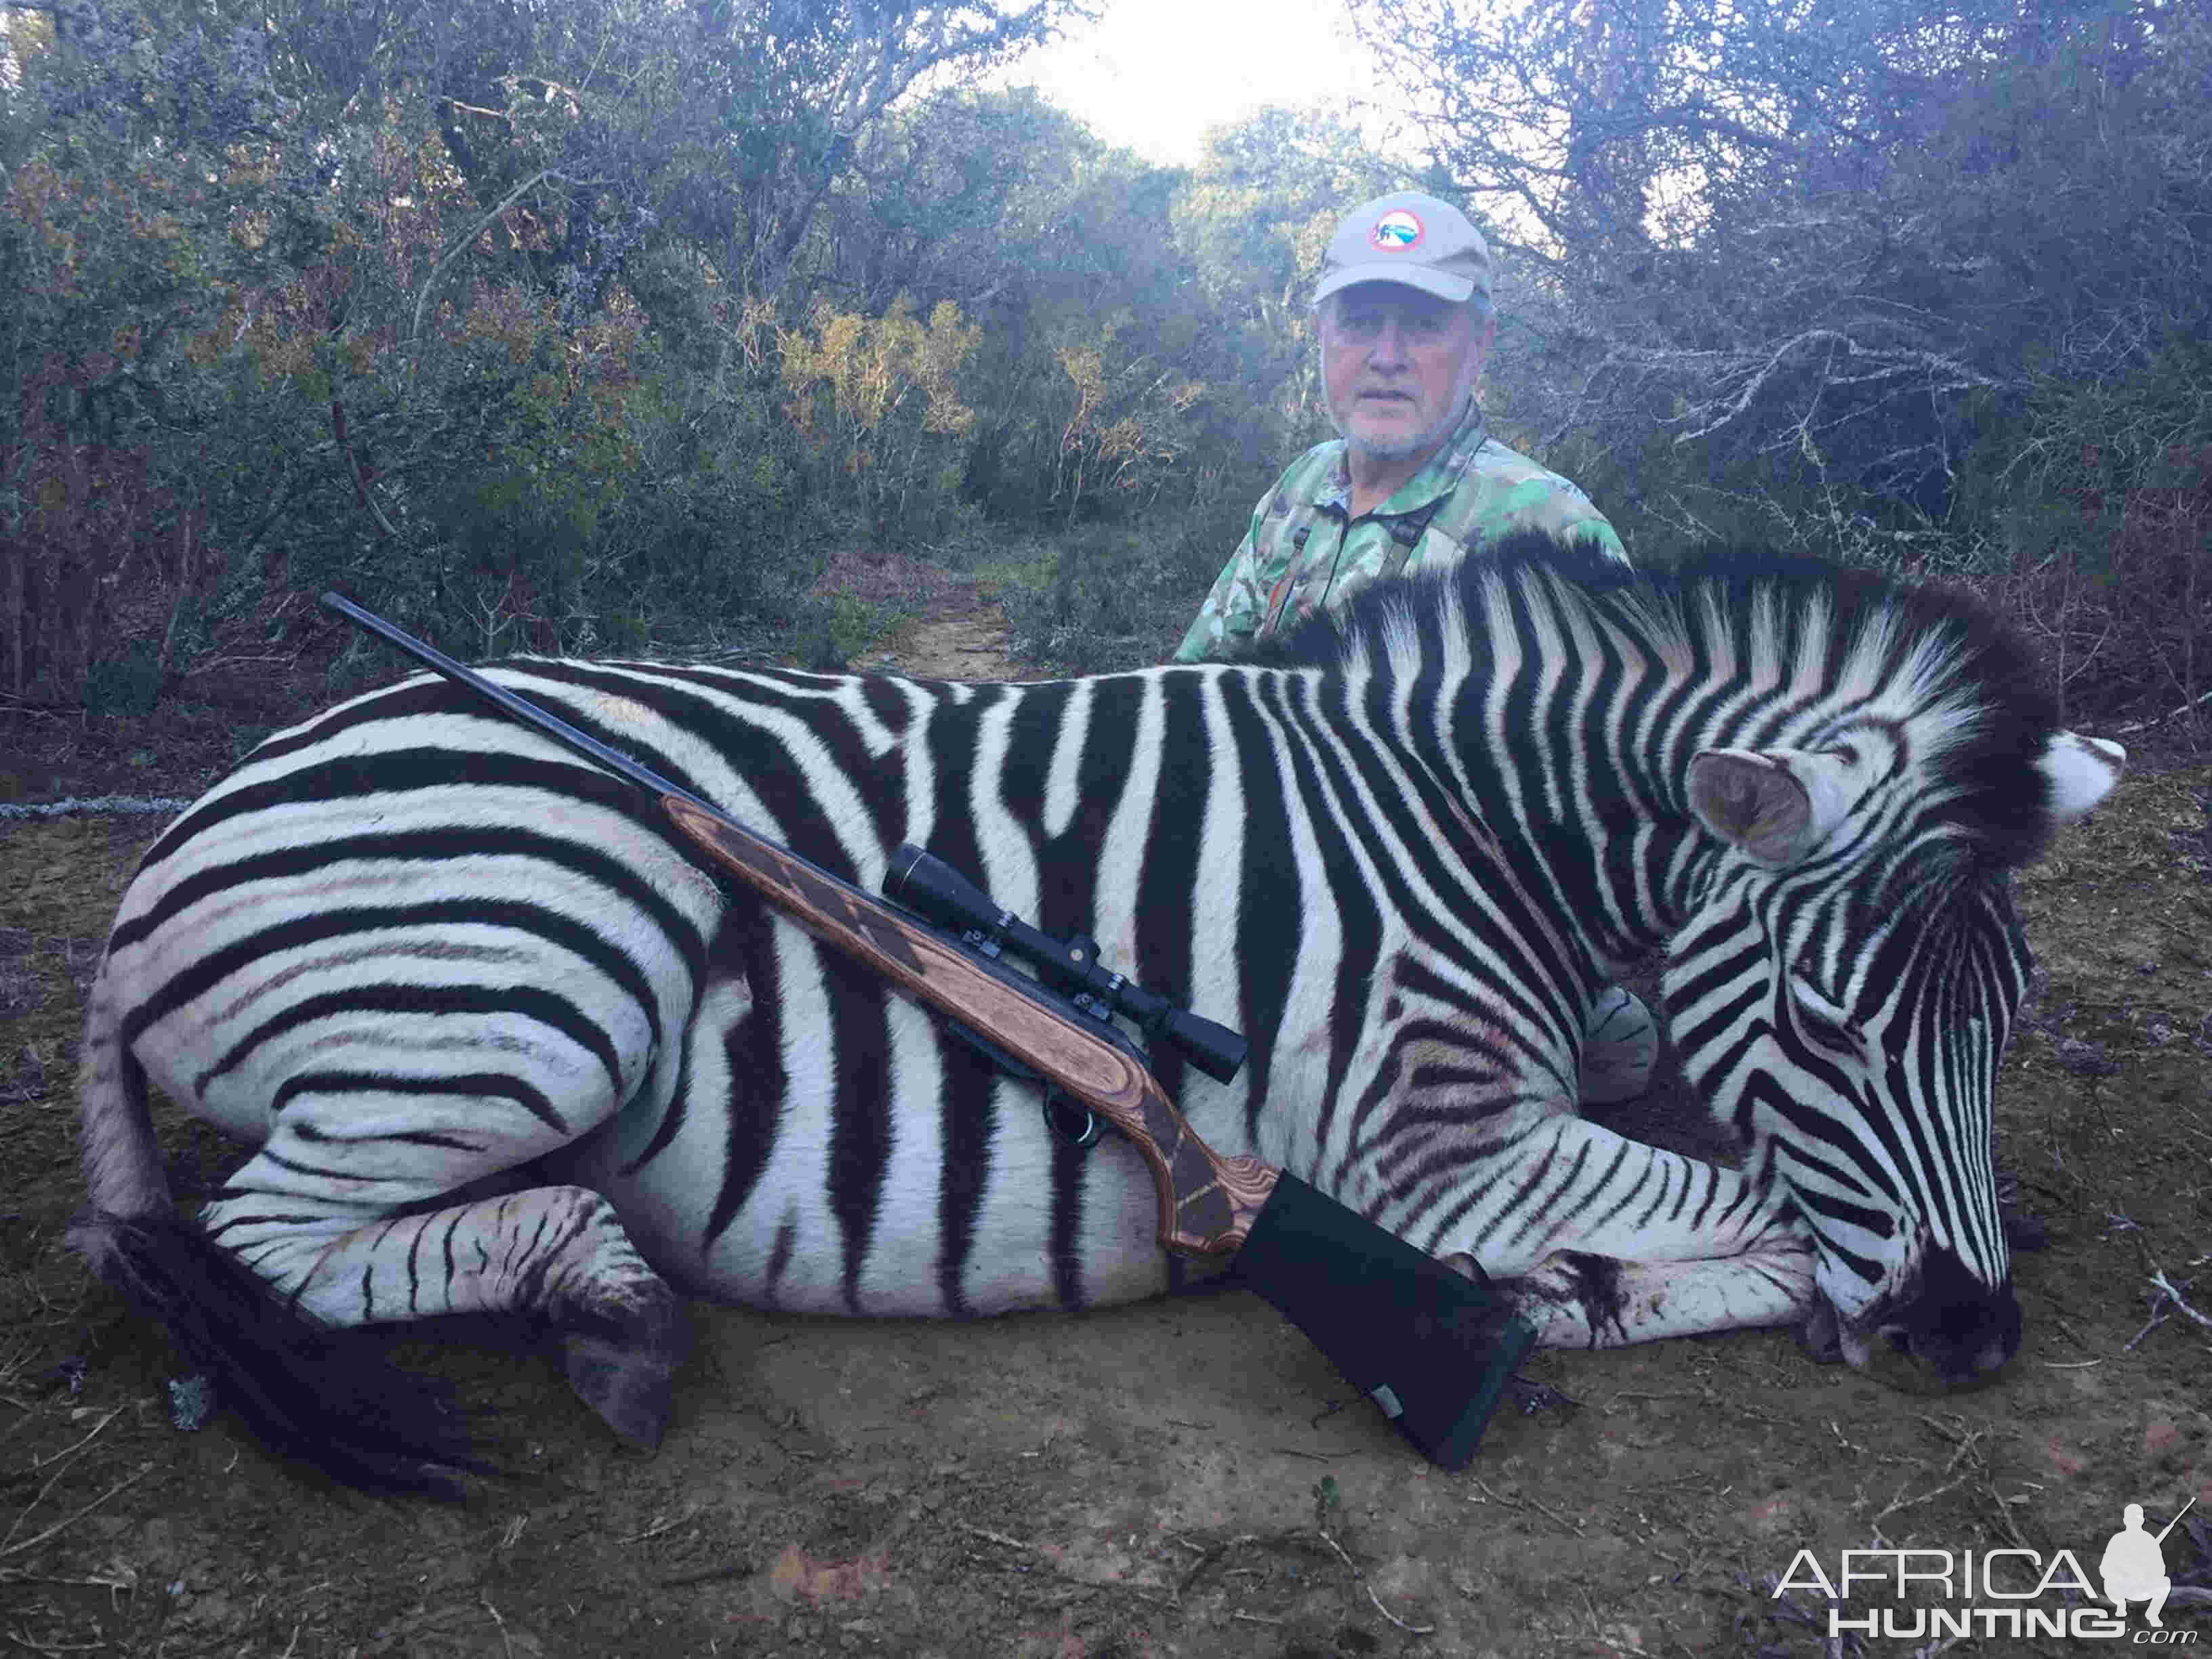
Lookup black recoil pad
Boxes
[1235,1174,1537,1469]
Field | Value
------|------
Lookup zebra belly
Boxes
[562,1076,1195,1319]
[551,963,1218,1318]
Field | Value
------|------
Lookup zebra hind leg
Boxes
[77,1002,483,1493]
[72,1208,489,1494]
[80,901,699,1483]
[201,1164,693,1450]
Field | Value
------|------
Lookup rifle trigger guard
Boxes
[1042,1087,1101,1150]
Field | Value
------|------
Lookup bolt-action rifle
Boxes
[325,594,1537,1469]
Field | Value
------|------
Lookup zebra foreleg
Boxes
[1407,1114,1792,1276]
[201,1165,689,1448]
[1505,1227,1818,1349]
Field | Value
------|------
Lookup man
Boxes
[1174,190,1654,1105]
[1172,190,1625,664]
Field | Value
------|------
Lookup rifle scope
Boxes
[886,843,1248,1085]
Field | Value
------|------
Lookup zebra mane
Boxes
[1270,531,2067,870]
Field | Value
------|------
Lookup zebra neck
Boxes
[1296,658,1698,980]
[1442,715,1711,972]
[1399,598,1777,972]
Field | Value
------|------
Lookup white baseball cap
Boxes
[1313,190,1492,307]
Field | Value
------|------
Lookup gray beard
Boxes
[1345,431,1434,464]
[1335,393,1473,467]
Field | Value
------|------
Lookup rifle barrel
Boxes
[321,594,721,819]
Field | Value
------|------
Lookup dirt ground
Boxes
[3,602,2209,1658]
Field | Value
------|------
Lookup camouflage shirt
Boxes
[1170,401,1627,662]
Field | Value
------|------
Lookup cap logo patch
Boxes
[1369,209,1424,251]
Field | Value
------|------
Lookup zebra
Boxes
[73,533,2122,1487]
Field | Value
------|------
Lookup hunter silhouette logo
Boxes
[1369,209,1422,251]
[2104,1498,2195,1628]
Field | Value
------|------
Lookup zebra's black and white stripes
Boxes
[73,535,2121,1482]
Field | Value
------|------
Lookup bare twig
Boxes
[0,1465,152,1561]
[331,396,400,540]
[2148,1270,2212,1330]
[1469,1475,1586,1535]
[1171,1532,1261,1596]
[1,1412,121,1557]
[954,1521,1030,1553]
[480,1597,515,1659]
[410,167,560,344]
[655,1562,752,1589]
[2127,1304,2171,1351]
[1873,1469,1975,1530]
[0,1629,109,1653]
[1982,1481,2037,1557]
[28,1410,122,1476]
[1582,1582,1655,1655]
[617,1504,699,1545]
[2127,1269,2212,1351]
[1316,1527,1435,1636]
[951,1522,1172,1607]
[2116,684,2212,734]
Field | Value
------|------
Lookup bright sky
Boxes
[989,0,1385,166]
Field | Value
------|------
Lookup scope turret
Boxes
[884,843,1247,1084]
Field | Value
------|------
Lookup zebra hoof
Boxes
[1578,987,1660,1105]
[1795,1300,1844,1364]
[561,1288,693,1449]
[565,1331,683,1448]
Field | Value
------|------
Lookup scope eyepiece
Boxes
[1156,1008,1248,1084]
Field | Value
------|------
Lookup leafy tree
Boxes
[779,294,981,529]
[1,0,1092,702]
[1358,0,2211,559]
[1173,107,1404,476]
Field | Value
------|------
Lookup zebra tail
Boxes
[70,959,485,1496]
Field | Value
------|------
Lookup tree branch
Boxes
[409,165,560,345]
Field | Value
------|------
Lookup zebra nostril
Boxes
[1898,1288,2021,1383]
[1885,1252,2023,1384]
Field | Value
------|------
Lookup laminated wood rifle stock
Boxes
[660,797,1279,1258]
[324,592,1538,1468]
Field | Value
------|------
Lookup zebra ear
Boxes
[1687,747,1868,866]
[2038,731,2125,825]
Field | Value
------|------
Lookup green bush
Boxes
[80,644,166,718]
[998,517,1233,674]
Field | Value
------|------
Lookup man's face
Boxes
[1319,283,1493,464]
